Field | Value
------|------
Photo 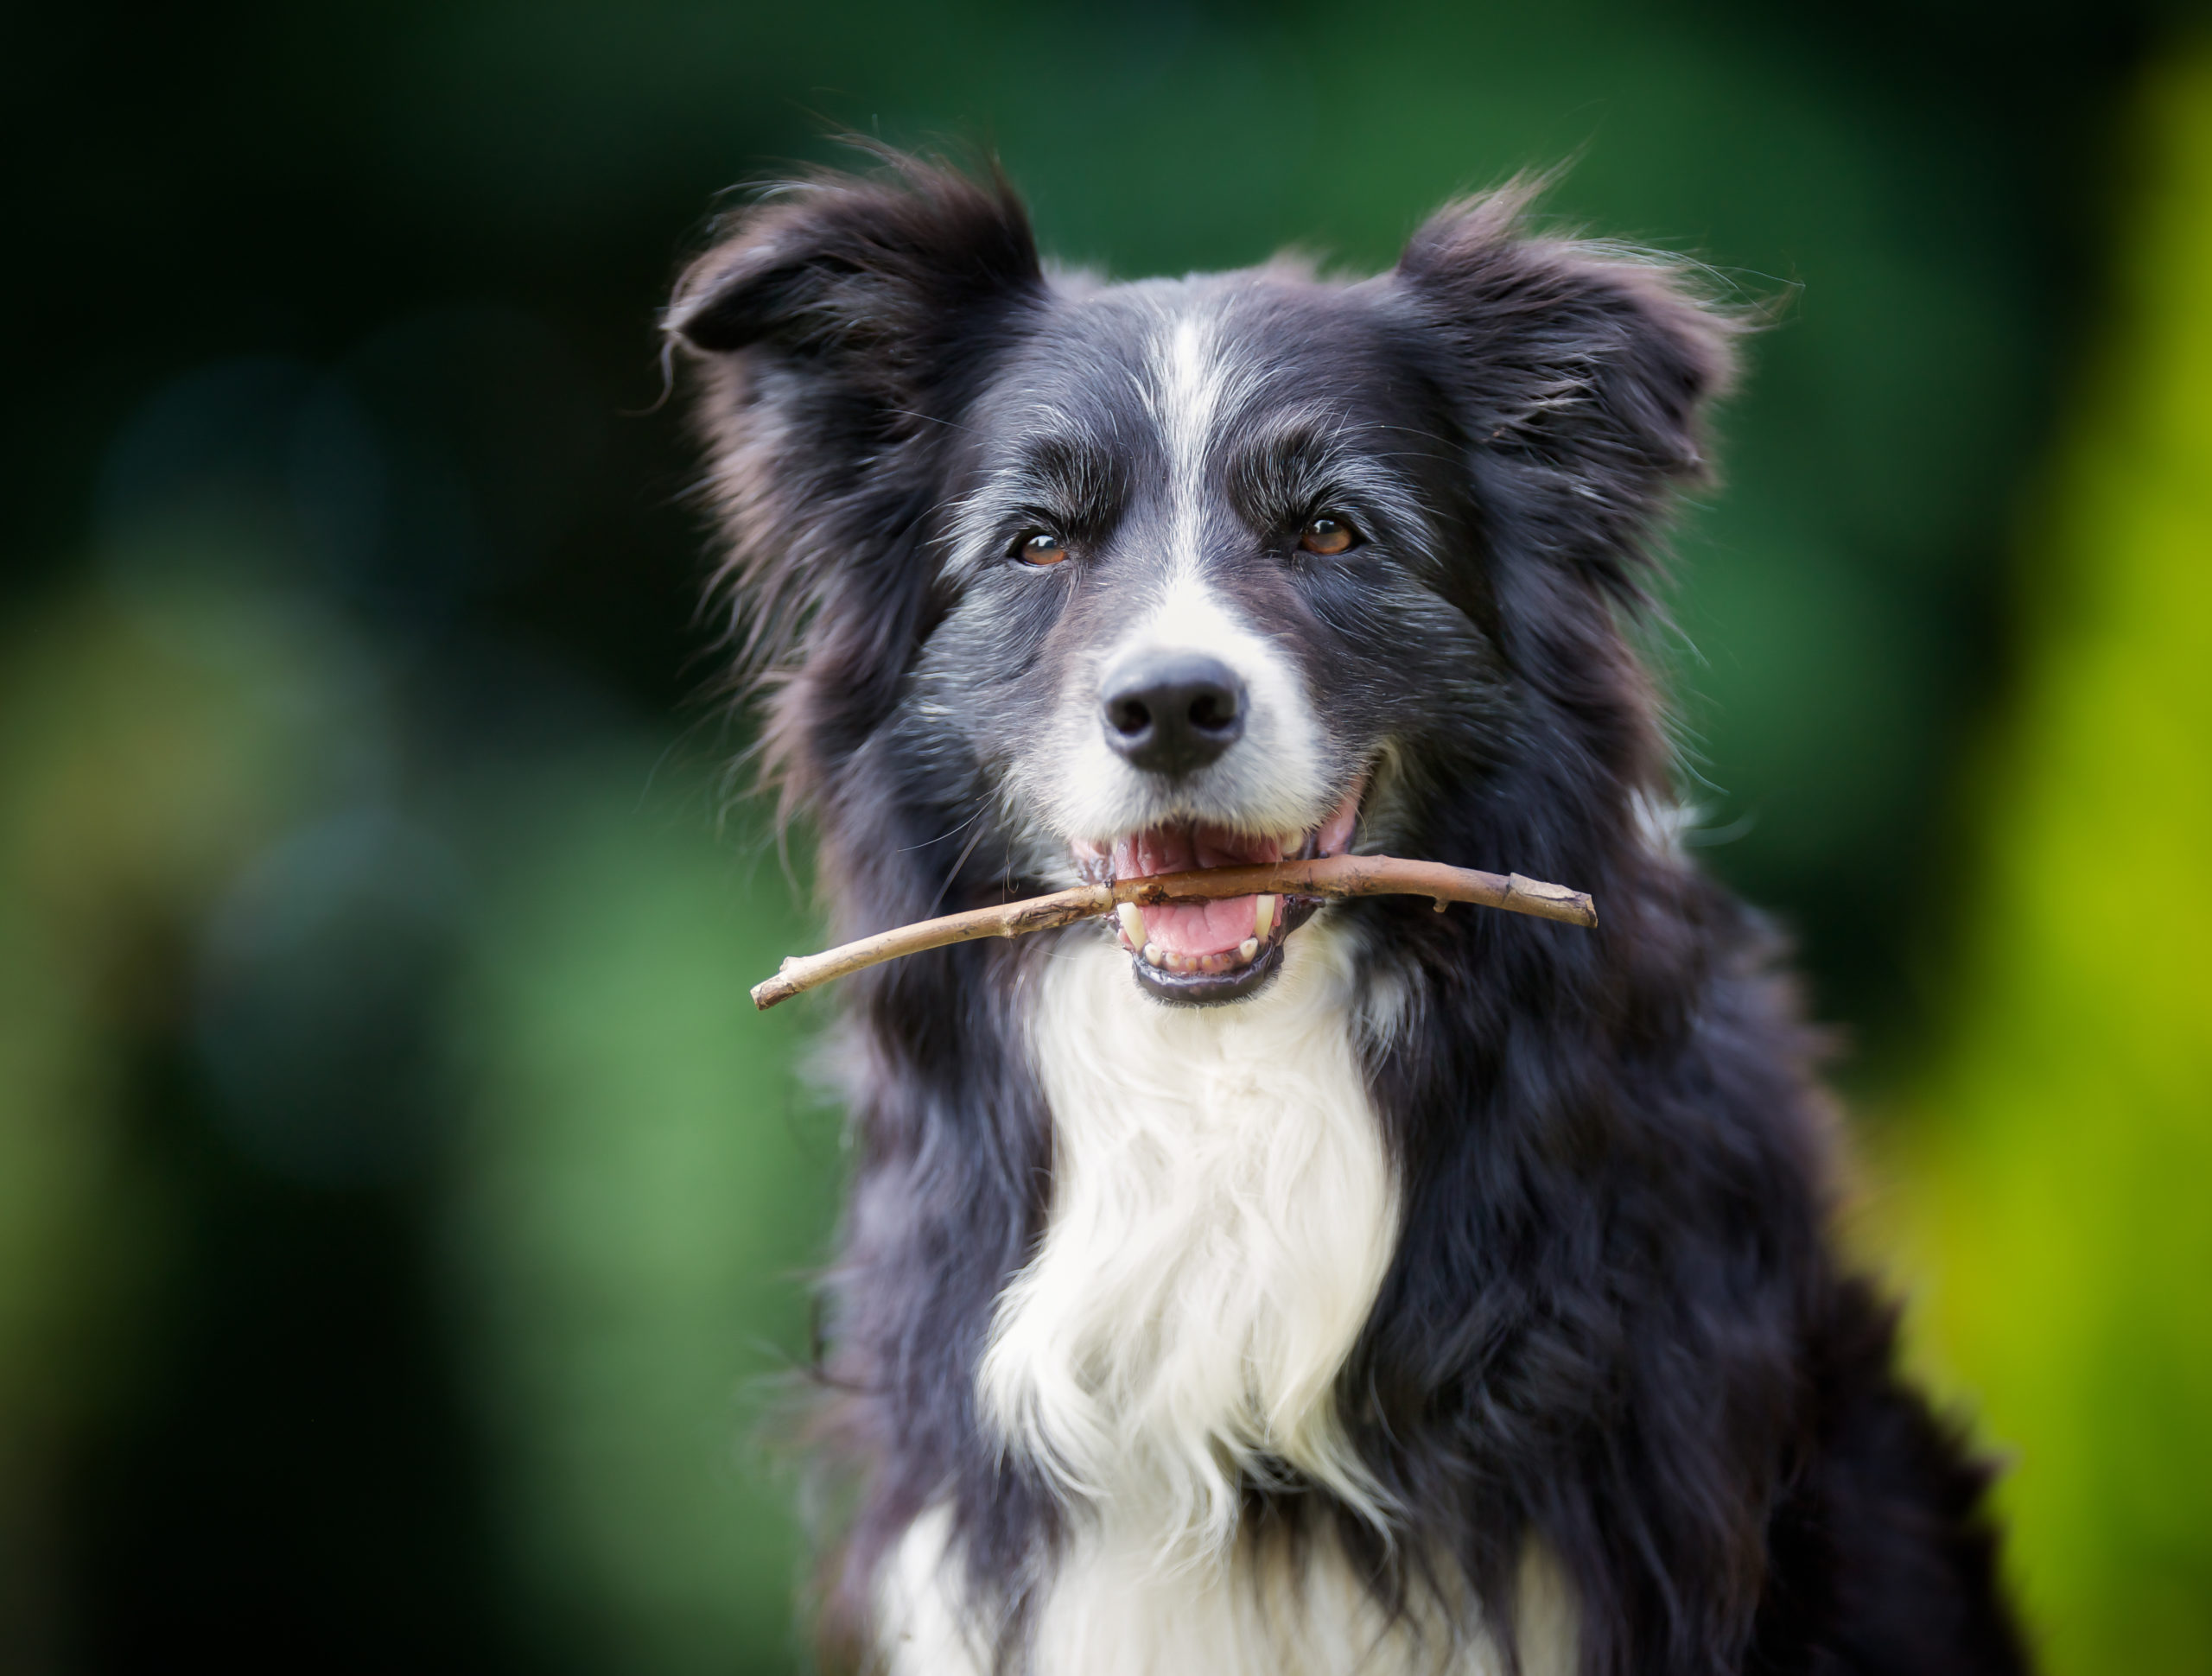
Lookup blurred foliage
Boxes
[0,588,332,1666]
[445,754,837,1674]
[1872,47,2212,1676]
[0,2,2201,1673]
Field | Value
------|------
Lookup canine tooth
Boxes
[1238,937,1260,962]
[1141,942,1163,967]
[1116,902,1145,943]
[1254,894,1276,939]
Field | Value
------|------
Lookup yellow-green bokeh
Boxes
[1879,48,2212,1676]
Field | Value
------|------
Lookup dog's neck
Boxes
[980,919,1403,1557]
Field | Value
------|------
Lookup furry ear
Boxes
[668,156,1045,819]
[666,155,1043,383]
[1392,183,1743,589]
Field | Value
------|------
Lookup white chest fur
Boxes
[982,922,1400,1550]
[879,925,1575,1674]
[881,1501,1577,1676]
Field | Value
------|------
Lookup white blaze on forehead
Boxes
[1142,300,1261,572]
[1153,311,1225,539]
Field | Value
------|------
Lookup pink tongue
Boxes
[1111,824,1280,957]
[1144,897,1258,955]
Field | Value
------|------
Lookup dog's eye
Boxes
[1299,514,1357,556]
[1015,532,1070,568]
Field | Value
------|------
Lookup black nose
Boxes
[1101,651,1246,775]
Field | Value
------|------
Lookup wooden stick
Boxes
[751,855,1595,1010]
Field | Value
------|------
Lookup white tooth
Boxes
[1116,902,1145,944]
[1141,942,1163,967]
[1254,894,1275,939]
[1237,937,1259,962]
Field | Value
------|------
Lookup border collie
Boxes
[666,154,2028,1676]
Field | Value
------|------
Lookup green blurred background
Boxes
[2,3,2207,1672]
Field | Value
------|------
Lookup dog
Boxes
[665,154,2029,1676]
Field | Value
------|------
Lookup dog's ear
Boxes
[668,158,1045,820]
[667,156,1043,395]
[1392,184,1742,590]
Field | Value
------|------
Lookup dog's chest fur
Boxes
[987,923,1399,1542]
[880,927,1569,1672]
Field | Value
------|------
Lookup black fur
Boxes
[667,154,2029,1675]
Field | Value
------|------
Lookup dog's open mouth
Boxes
[1072,780,1363,1005]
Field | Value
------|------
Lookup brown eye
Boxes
[1300,515,1356,556]
[1018,532,1069,567]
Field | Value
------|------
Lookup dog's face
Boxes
[671,162,1727,1004]
[923,276,1506,1001]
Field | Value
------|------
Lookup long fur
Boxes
[666,152,2030,1675]
[982,924,1400,1554]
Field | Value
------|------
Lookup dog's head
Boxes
[671,156,1734,1005]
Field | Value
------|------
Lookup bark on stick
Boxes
[751,855,1595,1011]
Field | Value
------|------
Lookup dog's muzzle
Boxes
[1100,650,1247,777]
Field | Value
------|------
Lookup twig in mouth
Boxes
[750,854,1596,1011]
